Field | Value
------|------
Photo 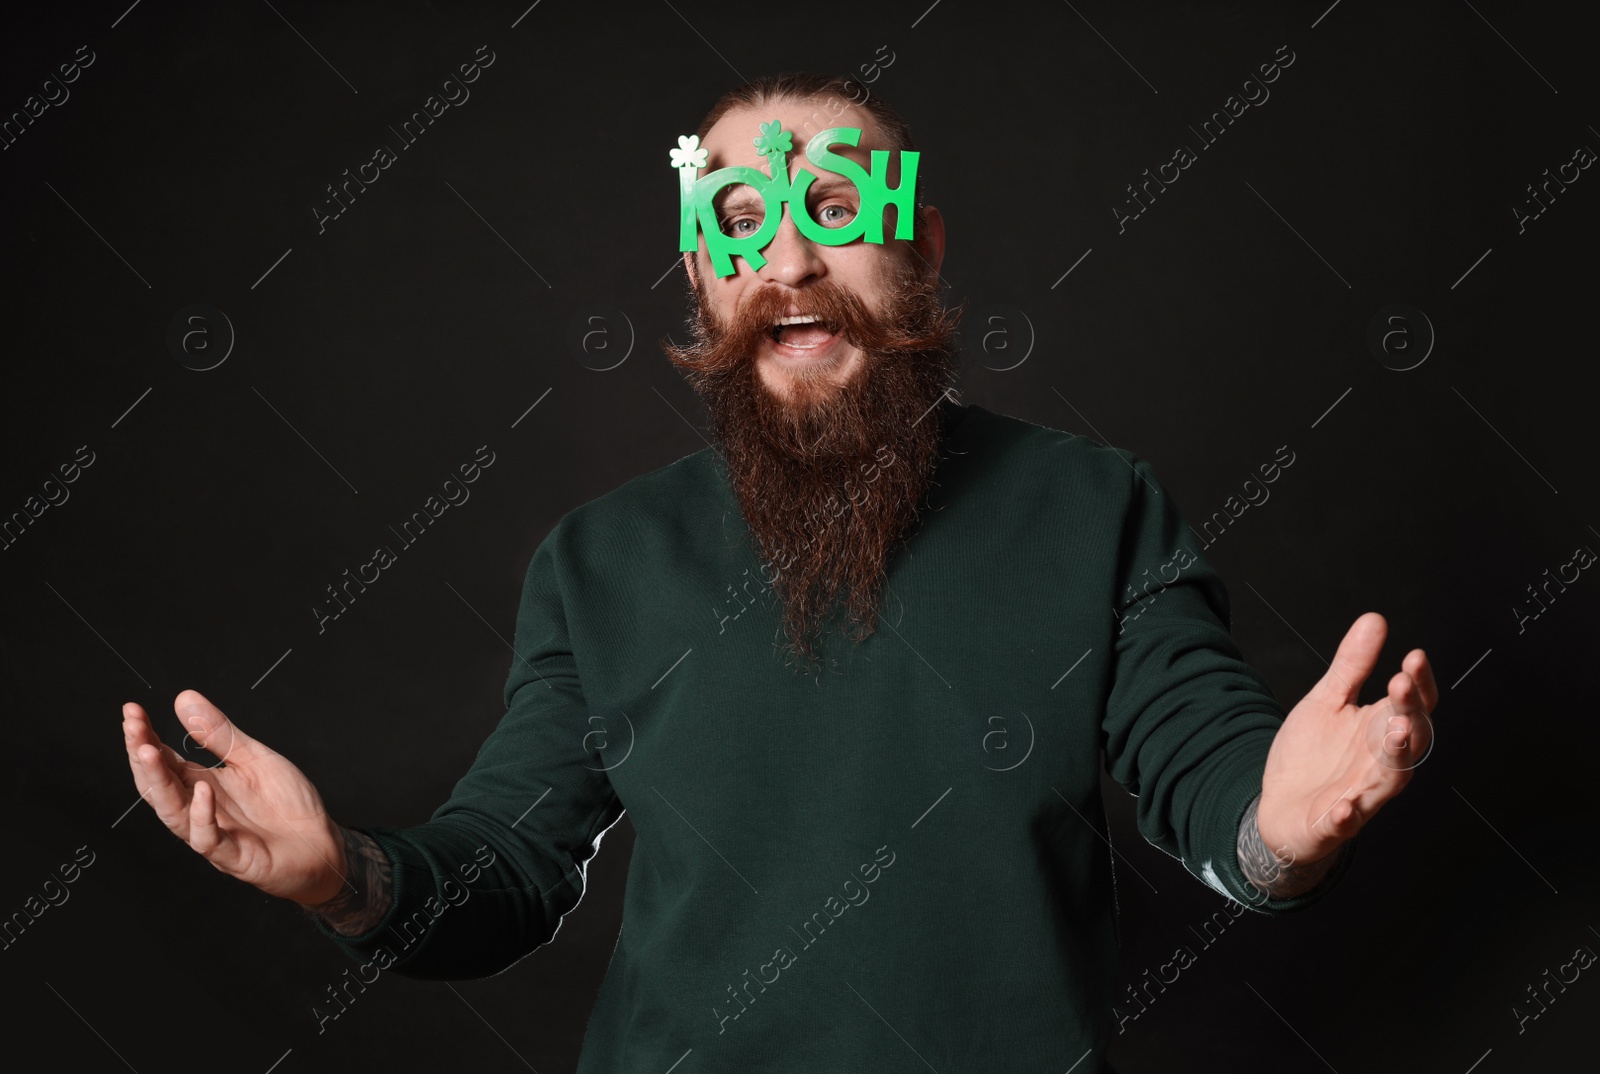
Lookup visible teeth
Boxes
[773,315,820,326]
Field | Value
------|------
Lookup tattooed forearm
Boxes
[303,826,393,937]
[1237,794,1344,900]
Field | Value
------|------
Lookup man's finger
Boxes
[125,707,165,754]
[123,704,187,823]
[1405,649,1439,714]
[189,779,234,867]
[125,704,193,781]
[1389,669,1420,711]
[129,739,192,840]
[1315,611,1387,709]
[1388,669,1435,763]
[1311,792,1363,841]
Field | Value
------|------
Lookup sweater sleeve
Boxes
[311,519,626,977]
[1099,452,1353,913]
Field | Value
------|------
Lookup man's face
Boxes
[665,92,958,672]
[682,98,941,406]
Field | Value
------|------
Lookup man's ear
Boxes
[912,205,946,280]
[681,250,699,289]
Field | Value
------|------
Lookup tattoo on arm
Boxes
[304,826,393,937]
[1237,794,1343,900]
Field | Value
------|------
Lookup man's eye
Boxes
[818,204,856,226]
[721,216,760,236]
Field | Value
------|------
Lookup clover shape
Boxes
[752,120,792,158]
[670,134,708,170]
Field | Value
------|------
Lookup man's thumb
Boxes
[173,689,251,768]
[1320,612,1387,707]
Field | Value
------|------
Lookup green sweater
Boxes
[318,398,1349,1071]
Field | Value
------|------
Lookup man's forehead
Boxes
[701,101,882,172]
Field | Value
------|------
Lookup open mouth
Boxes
[768,314,842,350]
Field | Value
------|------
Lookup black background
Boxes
[2,1,1594,1071]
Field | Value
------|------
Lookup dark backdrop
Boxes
[2,1,1594,1071]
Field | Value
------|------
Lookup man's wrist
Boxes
[1237,793,1348,900]
[301,826,395,938]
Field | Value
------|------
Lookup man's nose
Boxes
[758,207,825,287]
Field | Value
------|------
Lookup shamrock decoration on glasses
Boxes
[670,134,708,171]
[752,120,792,161]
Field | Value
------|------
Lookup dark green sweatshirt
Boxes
[317,398,1349,1072]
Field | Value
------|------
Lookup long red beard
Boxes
[663,252,963,671]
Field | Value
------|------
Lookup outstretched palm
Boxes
[122,689,348,904]
[1257,612,1438,866]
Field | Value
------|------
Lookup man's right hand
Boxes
[122,689,350,907]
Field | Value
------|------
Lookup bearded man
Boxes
[120,73,1438,1072]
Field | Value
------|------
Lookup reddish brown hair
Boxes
[695,72,915,149]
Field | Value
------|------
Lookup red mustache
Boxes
[675,270,957,377]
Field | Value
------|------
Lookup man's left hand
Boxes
[1256,611,1438,868]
